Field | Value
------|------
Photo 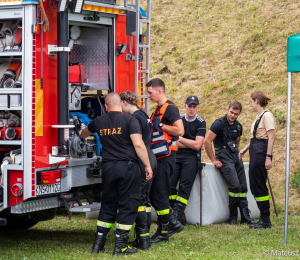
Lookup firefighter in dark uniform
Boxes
[78,93,153,256]
[146,78,185,243]
[239,91,275,229]
[169,96,206,225]
[120,91,157,250]
[204,101,254,225]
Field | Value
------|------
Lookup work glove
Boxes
[73,118,82,135]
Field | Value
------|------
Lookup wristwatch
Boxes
[159,123,164,128]
[266,154,272,158]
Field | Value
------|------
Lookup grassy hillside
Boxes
[147,0,300,214]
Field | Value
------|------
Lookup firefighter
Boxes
[204,101,254,225]
[169,96,206,225]
[146,78,185,243]
[239,91,275,229]
[120,91,157,250]
[78,93,153,256]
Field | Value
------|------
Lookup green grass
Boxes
[292,170,300,194]
[0,211,300,259]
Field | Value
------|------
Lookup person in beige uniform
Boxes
[239,91,275,229]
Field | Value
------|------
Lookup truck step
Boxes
[0,218,7,226]
[69,203,101,213]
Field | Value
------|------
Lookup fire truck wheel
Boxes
[0,214,38,232]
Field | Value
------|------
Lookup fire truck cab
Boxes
[0,0,150,231]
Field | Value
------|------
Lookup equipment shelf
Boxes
[0,140,21,145]
[0,107,22,111]
[0,52,22,57]
[0,89,22,94]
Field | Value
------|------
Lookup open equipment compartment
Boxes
[0,7,25,210]
[69,13,114,92]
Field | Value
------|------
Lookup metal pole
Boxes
[267,176,278,217]
[57,12,70,156]
[134,0,140,97]
[284,72,292,245]
[200,169,203,227]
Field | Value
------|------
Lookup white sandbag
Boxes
[152,162,260,225]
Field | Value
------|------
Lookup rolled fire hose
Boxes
[16,19,22,29]
[13,80,22,88]
[4,22,17,52]
[0,62,21,88]
[4,78,14,88]
[12,28,22,52]
[0,112,20,127]
[0,21,12,52]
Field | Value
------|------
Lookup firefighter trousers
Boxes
[149,151,176,224]
[135,157,155,230]
[249,139,270,212]
[215,147,248,209]
[97,160,141,235]
[169,152,198,206]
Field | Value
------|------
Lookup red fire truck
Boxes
[0,0,151,230]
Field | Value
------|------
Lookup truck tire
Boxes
[0,208,56,232]
[0,215,38,232]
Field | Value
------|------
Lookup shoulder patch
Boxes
[196,115,204,122]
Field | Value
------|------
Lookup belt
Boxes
[251,138,268,143]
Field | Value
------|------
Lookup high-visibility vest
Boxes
[150,101,178,159]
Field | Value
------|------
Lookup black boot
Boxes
[238,197,255,224]
[113,231,138,256]
[249,211,271,229]
[228,207,237,224]
[168,209,184,237]
[150,222,169,243]
[173,201,187,226]
[91,227,110,254]
[240,207,255,224]
[130,225,151,250]
[228,196,238,224]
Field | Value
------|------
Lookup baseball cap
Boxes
[185,96,199,105]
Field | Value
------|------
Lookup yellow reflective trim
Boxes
[140,233,149,237]
[116,223,132,230]
[176,196,188,205]
[169,195,177,200]
[35,79,43,137]
[228,192,239,197]
[161,231,168,234]
[97,220,114,228]
[138,206,146,212]
[156,209,170,215]
[145,207,151,213]
[253,195,269,202]
[121,247,127,252]
[238,193,246,198]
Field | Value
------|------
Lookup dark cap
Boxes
[185,96,199,105]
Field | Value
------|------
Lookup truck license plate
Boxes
[36,183,61,195]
